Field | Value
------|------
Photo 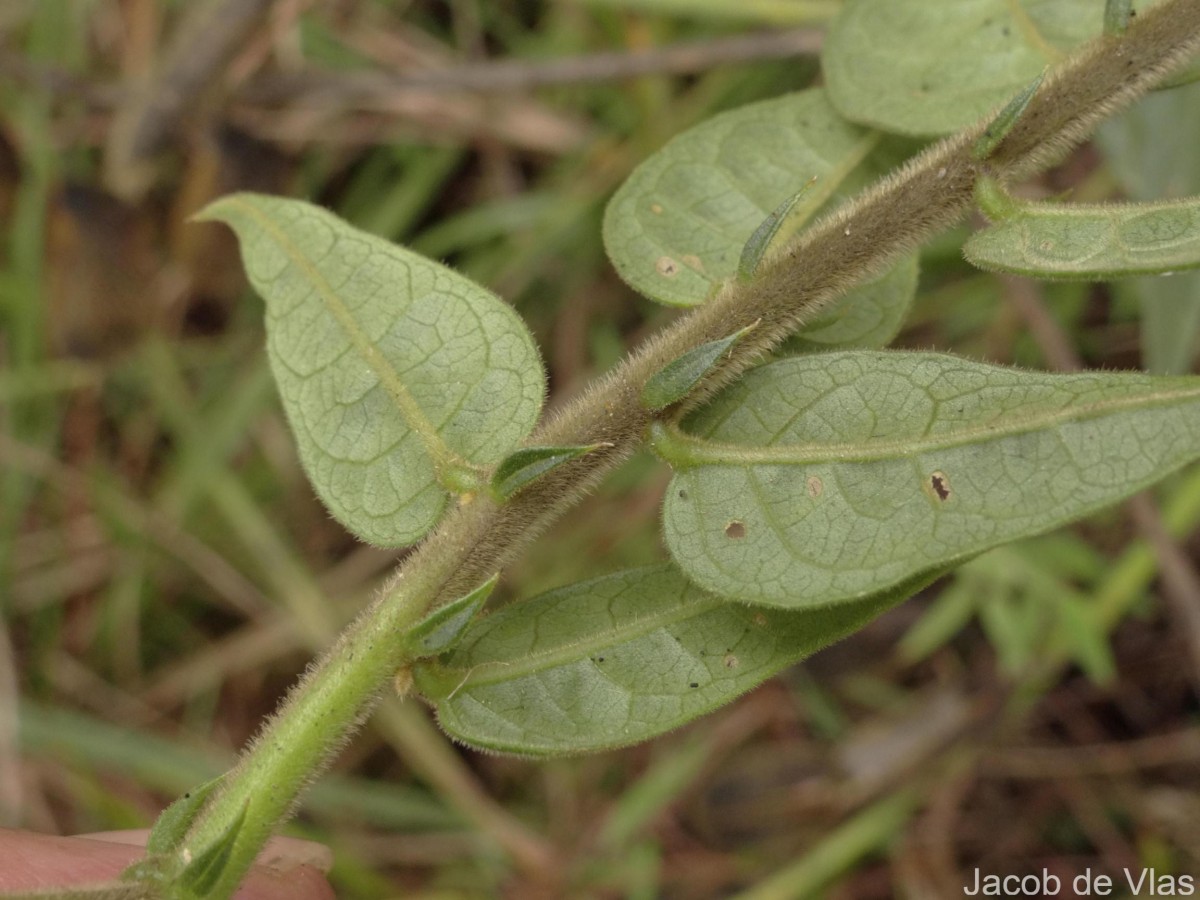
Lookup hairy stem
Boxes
[172,3,1200,896]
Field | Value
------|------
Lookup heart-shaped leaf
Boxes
[657,351,1200,607]
[413,563,936,755]
[197,194,546,546]
[602,88,917,309]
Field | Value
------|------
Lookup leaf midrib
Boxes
[446,591,725,688]
[228,197,463,471]
[673,382,1200,466]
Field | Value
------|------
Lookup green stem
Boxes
[167,530,470,895]
[153,3,1200,895]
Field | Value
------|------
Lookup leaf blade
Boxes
[1098,80,1200,373]
[602,88,914,308]
[823,0,1138,135]
[964,196,1200,279]
[197,194,545,546]
[490,444,605,501]
[413,564,936,755]
[641,323,757,411]
[659,351,1200,607]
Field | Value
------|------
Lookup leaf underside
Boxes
[1098,81,1200,374]
[964,196,1200,279]
[414,563,936,755]
[661,351,1200,608]
[602,88,917,319]
[198,194,545,547]
[823,0,1147,135]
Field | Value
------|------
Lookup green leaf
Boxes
[196,194,546,547]
[412,564,936,755]
[1104,0,1134,34]
[778,254,918,353]
[406,574,498,657]
[738,180,816,280]
[1098,80,1200,373]
[641,323,757,411]
[144,775,225,855]
[656,351,1200,608]
[824,0,1140,135]
[963,195,1200,279]
[602,88,915,308]
[490,445,605,501]
[180,800,249,898]
[972,70,1045,160]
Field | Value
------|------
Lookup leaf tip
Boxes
[737,177,818,281]
[490,444,607,501]
[407,571,500,658]
[972,70,1046,161]
[189,192,257,226]
[641,321,759,411]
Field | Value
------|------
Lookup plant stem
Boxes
[172,3,1200,895]
[172,545,459,895]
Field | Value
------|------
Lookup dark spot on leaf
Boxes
[689,682,699,689]
[725,520,747,539]
[597,656,605,663]
[930,471,951,501]
[678,489,688,500]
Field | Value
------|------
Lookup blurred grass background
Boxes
[1,1,1199,897]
